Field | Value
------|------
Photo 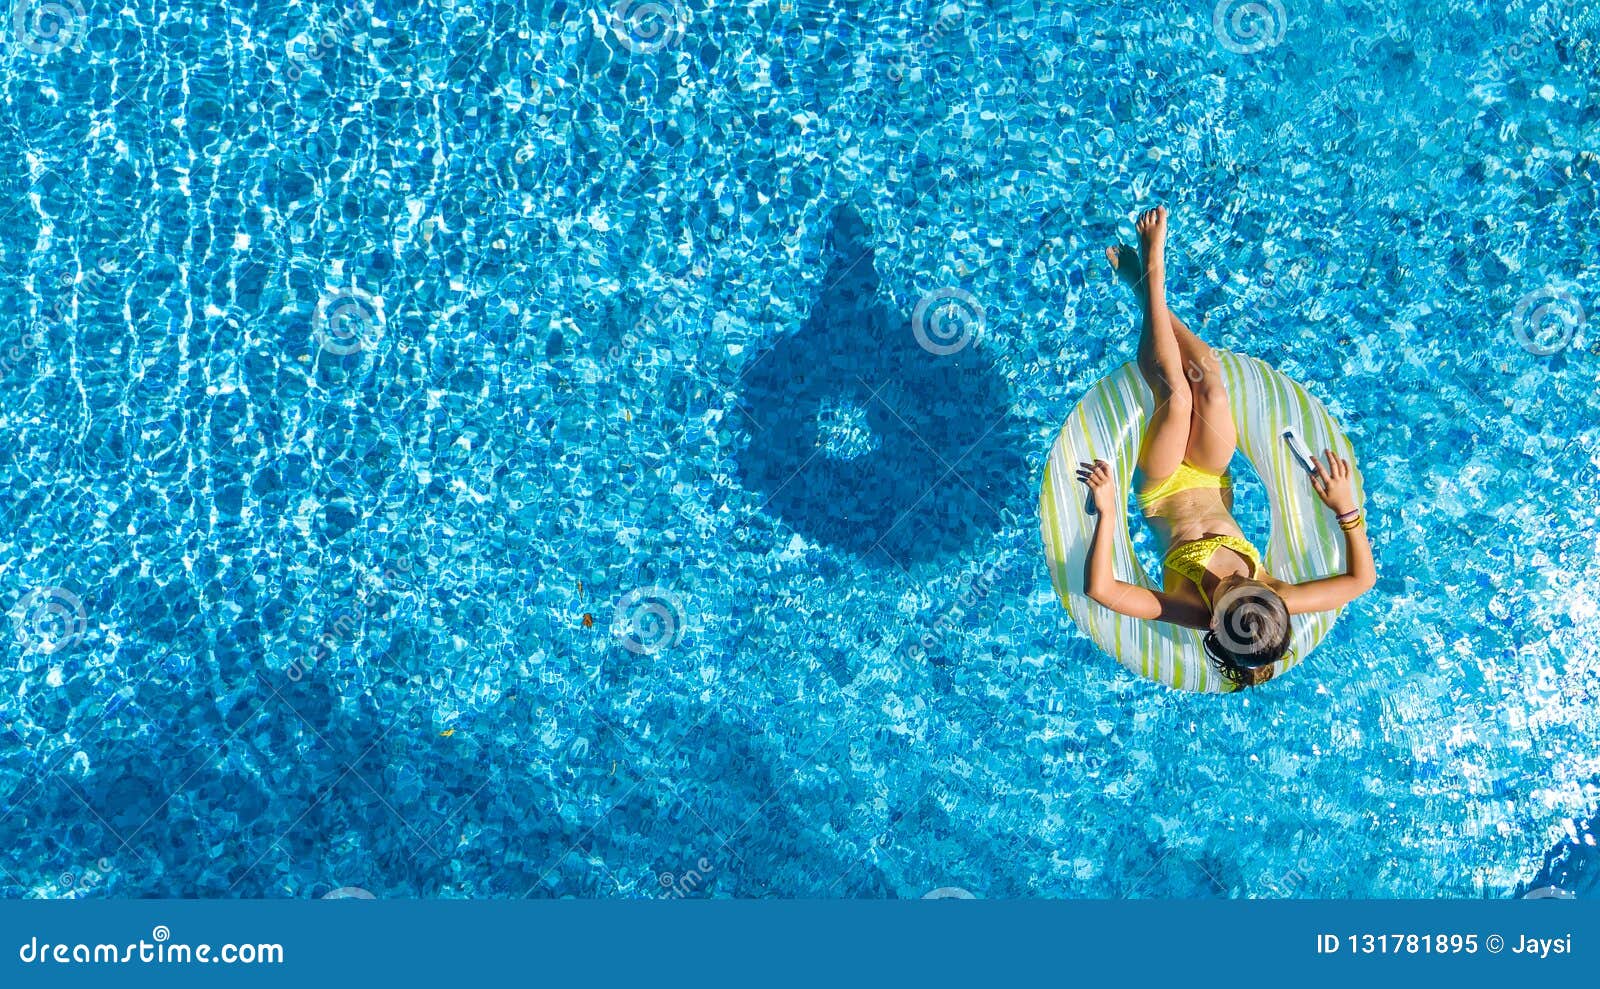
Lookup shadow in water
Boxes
[1519,805,1599,898]
[738,205,1028,569]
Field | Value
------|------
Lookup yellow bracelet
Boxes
[1338,513,1364,531]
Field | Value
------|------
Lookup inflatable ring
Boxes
[1039,350,1363,692]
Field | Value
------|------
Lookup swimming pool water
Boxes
[1,0,1596,898]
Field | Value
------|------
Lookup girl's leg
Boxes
[1117,208,1191,482]
[1108,220,1238,479]
[1167,311,1238,475]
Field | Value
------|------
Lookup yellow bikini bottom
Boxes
[1137,462,1231,511]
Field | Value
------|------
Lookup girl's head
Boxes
[1203,578,1291,688]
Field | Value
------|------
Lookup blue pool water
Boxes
[1,0,1597,898]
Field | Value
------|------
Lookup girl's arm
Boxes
[1279,450,1377,615]
[1078,461,1211,628]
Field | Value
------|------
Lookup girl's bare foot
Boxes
[1105,244,1143,293]
[1136,206,1167,269]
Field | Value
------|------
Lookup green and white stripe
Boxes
[1039,351,1363,693]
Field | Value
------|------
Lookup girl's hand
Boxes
[1309,449,1357,515]
[1076,460,1117,515]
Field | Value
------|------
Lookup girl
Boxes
[1076,206,1376,687]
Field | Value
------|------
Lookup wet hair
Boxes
[1203,581,1292,689]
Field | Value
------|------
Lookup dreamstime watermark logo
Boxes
[612,585,685,655]
[610,288,687,369]
[656,857,714,898]
[282,8,362,82]
[58,857,114,894]
[17,926,286,965]
[607,0,687,55]
[1212,0,1288,55]
[43,257,116,319]
[886,2,966,83]
[901,557,1008,663]
[10,586,87,655]
[1523,885,1576,900]
[4,322,44,374]
[10,0,87,55]
[911,287,983,356]
[1257,857,1312,896]
[321,886,376,899]
[313,286,385,355]
[286,540,461,682]
[1510,285,1585,356]
[1209,582,1284,657]
[289,603,361,681]
[1492,0,1581,79]
[1231,263,1314,336]
[6,260,114,375]
[1178,341,1225,390]
[923,886,977,899]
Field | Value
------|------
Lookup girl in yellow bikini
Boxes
[1076,207,1376,687]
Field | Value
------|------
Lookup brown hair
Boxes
[1203,582,1292,689]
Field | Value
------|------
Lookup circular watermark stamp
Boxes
[923,886,977,899]
[57,858,113,892]
[911,287,984,356]
[1212,0,1288,55]
[313,286,385,356]
[283,24,345,82]
[10,0,87,55]
[10,586,87,655]
[607,0,687,55]
[1510,285,1585,356]
[612,585,685,655]
[1209,582,1285,657]
[322,886,377,899]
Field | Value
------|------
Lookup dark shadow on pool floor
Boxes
[1521,803,1600,898]
[737,204,1029,569]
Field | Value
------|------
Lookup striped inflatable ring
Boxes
[1039,350,1363,692]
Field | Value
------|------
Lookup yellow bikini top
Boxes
[1163,535,1262,608]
